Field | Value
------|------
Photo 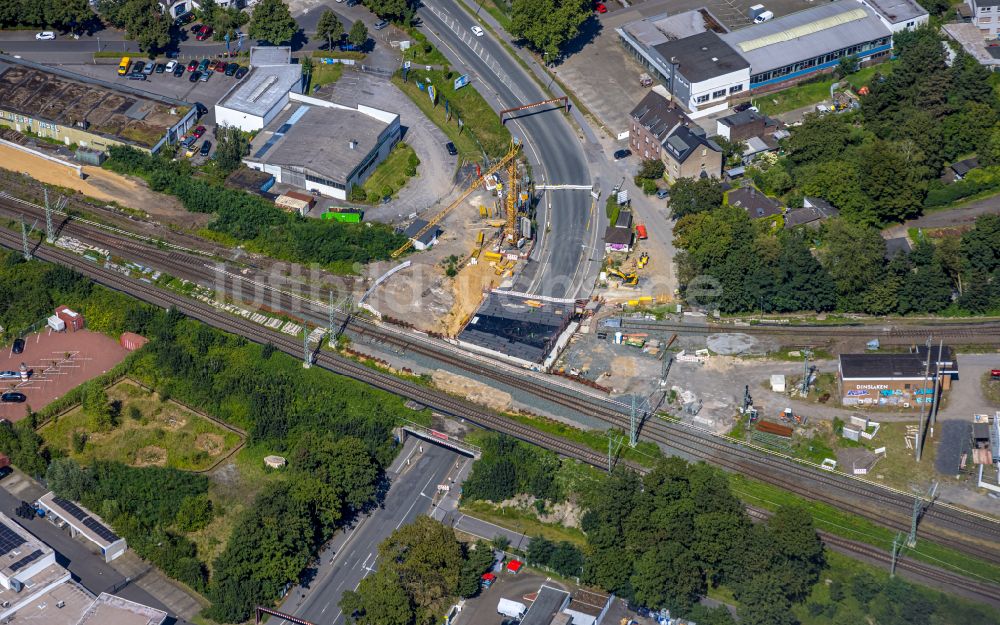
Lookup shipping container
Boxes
[321,211,363,223]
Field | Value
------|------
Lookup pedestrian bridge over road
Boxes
[400,421,482,458]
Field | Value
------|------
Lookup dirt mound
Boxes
[432,370,512,412]
[195,433,226,456]
[133,445,167,467]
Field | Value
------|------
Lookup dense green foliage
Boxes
[47,458,211,589]
[509,0,591,60]
[196,0,248,42]
[674,199,1000,314]
[98,0,170,52]
[363,0,415,23]
[765,28,996,226]
[461,433,561,503]
[583,459,825,621]
[669,177,725,219]
[105,146,406,270]
[0,0,91,31]
[525,536,584,578]
[316,8,345,50]
[247,0,297,44]
[348,20,369,48]
[341,517,493,625]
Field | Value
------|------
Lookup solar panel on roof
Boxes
[53,497,90,522]
[9,549,43,572]
[0,523,26,556]
[83,517,120,543]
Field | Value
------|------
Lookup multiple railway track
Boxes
[2,194,1000,571]
[616,319,1000,341]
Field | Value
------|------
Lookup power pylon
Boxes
[907,482,938,548]
[303,328,312,368]
[44,188,55,243]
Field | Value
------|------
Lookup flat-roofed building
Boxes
[0,55,197,154]
[857,0,928,32]
[243,93,401,200]
[214,64,303,132]
[75,592,168,625]
[721,1,892,92]
[37,492,127,562]
[839,347,956,406]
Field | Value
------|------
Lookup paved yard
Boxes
[0,329,129,421]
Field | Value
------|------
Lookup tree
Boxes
[174,494,214,531]
[46,458,94,501]
[457,541,495,598]
[46,0,92,32]
[509,0,592,60]
[765,506,825,602]
[363,0,414,23]
[738,573,797,625]
[316,8,344,49]
[818,219,886,309]
[669,177,724,219]
[248,0,297,44]
[214,125,250,174]
[341,568,413,625]
[82,383,116,431]
[348,20,369,48]
[300,55,314,90]
[637,159,665,180]
[378,516,462,619]
[115,0,170,52]
[837,55,859,77]
[630,542,705,613]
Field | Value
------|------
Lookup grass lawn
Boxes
[308,62,343,92]
[391,69,511,159]
[40,379,243,471]
[362,142,419,201]
[982,371,1000,405]
[402,32,451,67]
[459,499,589,547]
[755,61,896,116]
[503,410,662,467]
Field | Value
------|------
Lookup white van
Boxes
[497,598,527,619]
[754,10,774,23]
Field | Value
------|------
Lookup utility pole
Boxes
[907,482,938,548]
[629,396,638,448]
[929,339,944,433]
[302,328,312,369]
[890,532,906,577]
[915,337,932,462]
[44,188,54,244]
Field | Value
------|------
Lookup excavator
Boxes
[607,267,638,286]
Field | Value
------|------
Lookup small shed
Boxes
[770,374,786,393]
[47,315,66,332]
[119,332,149,351]
[506,559,523,574]
[56,305,85,331]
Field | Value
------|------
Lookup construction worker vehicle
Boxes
[607,268,638,286]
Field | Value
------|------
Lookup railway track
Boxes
[3,195,1000,564]
[617,319,1000,340]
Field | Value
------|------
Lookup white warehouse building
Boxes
[214,63,302,132]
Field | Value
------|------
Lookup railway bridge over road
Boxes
[399,420,482,459]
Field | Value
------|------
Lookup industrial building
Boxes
[0,54,197,154]
[838,346,956,406]
[37,492,127,562]
[0,509,164,625]
[617,1,906,116]
[458,292,577,367]
[499,584,611,625]
[214,49,302,132]
[243,92,401,200]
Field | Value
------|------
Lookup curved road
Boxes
[418,0,601,299]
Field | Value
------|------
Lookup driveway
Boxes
[316,71,460,225]
[884,199,1000,238]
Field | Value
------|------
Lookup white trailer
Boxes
[497,598,527,619]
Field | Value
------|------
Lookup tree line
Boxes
[0,0,93,32]
[751,28,995,226]
[461,433,561,503]
[105,146,407,271]
[674,206,1000,314]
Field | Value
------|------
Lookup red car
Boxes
[196,26,213,41]
[186,59,198,72]
[192,126,206,138]
[595,2,607,13]
[214,60,227,73]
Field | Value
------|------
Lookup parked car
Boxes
[11,339,24,354]
[200,141,212,156]
[754,10,774,23]
[374,19,388,30]
[188,70,202,82]
[187,59,198,72]
[192,125,206,138]
[199,70,211,82]
[445,142,458,156]
[155,62,166,73]
[35,31,55,40]
[225,62,239,76]
[656,188,669,199]
[173,64,185,77]
[613,148,631,160]
[182,134,198,147]
[197,25,213,40]
[127,73,147,81]
[174,12,195,27]
[141,61,155,75]
[197,58,210,72]
[0,371,19,379]
[471,25,484,37]
[131,60,145,74]
[0,392,26,403]
[214,60,227,73]
[165,60,177,73]
[235,66,248,79]
[595,2,607,13]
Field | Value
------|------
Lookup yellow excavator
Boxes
[607,267,638,286]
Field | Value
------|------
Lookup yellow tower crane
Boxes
[505,155,518,242]
[392,139,522,258]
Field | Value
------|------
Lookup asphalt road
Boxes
[0,478,188,625]
[279,438,467,625]
[417,0,598,299]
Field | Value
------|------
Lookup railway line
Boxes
[2,194,1000,565]
[4,226,1000,606]
[617,319,1000,340]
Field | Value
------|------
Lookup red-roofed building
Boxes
[506,559,523,574]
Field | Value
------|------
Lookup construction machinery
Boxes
[637,252,649,269]
[607,267,638,286]
[504,151,519,242]
[392,139,521,258]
